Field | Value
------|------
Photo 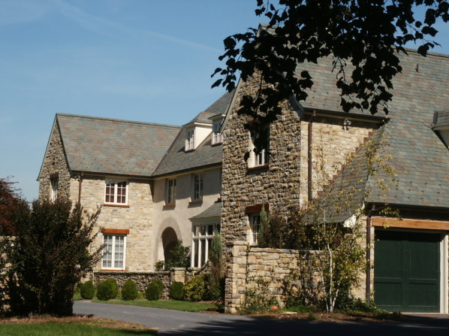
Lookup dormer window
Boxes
[185,129,195,151]
[212,120,223,145]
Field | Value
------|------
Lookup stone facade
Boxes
[38,122,71,201]
[221,78,302,245]
[299,116,379,201]
[77,176,154,272]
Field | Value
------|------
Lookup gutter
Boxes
[308,111,316,202]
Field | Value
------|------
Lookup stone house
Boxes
[39,44,449,313]
[220,45,449,313]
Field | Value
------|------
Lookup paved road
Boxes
[74,301,449,335]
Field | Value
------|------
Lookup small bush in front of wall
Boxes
[121,279,138,301]
[145,279,164,300]
[96,279,118,301]
[184,275,208,302]
[169,282,184,300]
[80,281,95,300]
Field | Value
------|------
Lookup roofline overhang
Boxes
[70,170,153,180]
[303,108,388,124]
[367,202,449,214]
[151,162,222,179]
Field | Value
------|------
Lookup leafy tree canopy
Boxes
[0,177,22,233]
[213,0,449,120]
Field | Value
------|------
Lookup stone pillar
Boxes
[170,268,186,283]
[225,241,249,314]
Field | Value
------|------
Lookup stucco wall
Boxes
[152,168,221,267]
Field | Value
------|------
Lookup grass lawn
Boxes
[92,298,217,312]
[0,317,157,336]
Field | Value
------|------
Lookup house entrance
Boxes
[161,227,178,265]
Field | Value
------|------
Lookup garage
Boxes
[374,230,441,312]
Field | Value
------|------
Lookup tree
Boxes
[213,0,449,120]
[165,240,190,270]
[0,177,22,232]
[0,199,102,316]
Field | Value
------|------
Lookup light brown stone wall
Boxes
[79,176,154,272]
[299,116,378,202]
[38,122,71,201]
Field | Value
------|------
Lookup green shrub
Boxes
[80,281,95,300]
[145,279,164,300]
[121,279,138,301]
[165,240,190,270]
[96,279,118,301]
[169,282,184,300]
[184,275,208,302]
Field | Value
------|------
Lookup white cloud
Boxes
[48,0,220,53]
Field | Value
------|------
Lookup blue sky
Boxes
[2,0,449,202]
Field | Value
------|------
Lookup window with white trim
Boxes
[192,174,203,201]
[249,214,261,245]
[105,179,128,204]
[191,223,220,268]
[248,126,269,168]
[50,178,58,201]
[212,120,223,145]
[185,129,195,151]
[166,178,177,205]
[102,234,126,269]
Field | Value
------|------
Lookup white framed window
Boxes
[102,234,126,270]
[166,178,177,205]
[248,126,269,168]
[105,179,128,205]
[50,178,58,201]
[192,174,203,201]
[212,120,223,145]
[249,214,261,245]
[185,129,195,151]
[191,223,220,268]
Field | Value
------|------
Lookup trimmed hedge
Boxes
[121,279,138,301]
[96,278,118,301]
[80,281,95,300]
[169,282,184,300]
[145,279,164,300]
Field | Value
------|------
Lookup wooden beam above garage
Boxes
[372,217,449,230]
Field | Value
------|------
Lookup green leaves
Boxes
[213,0,449,118]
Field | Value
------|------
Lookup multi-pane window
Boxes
[249,126,269,167]
[166,179,177,205]
[105,180,127,204]
[249,214,261,245]
[50,178,58,201]
[102,234,126,269]
[212,120,223,145]
[185,129,195,151]
[191,223,220,268]
[193,174,203,201]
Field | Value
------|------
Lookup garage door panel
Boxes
[374,231,440,312]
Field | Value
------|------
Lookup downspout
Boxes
[77,172,84,205]
[308,111,316,202]
[365,204,375,303]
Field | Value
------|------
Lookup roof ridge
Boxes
[56,113,181,129]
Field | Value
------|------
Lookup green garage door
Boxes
[374,230,440,312]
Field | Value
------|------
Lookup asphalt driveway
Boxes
[74,301,449,335]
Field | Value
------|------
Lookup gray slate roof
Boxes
[300,50,449,210]
[191,202,222,220]
[153,92,233,176]
[56,114,180,176]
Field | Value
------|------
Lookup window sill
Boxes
[185,148,195,152]
[247,164,269,172]
[189,200,203,206]
[211,142,222,146]
[163,204,176,209]
[99,269,126,272]
[103,203,130,208]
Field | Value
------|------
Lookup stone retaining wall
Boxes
[225,241,304,313]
